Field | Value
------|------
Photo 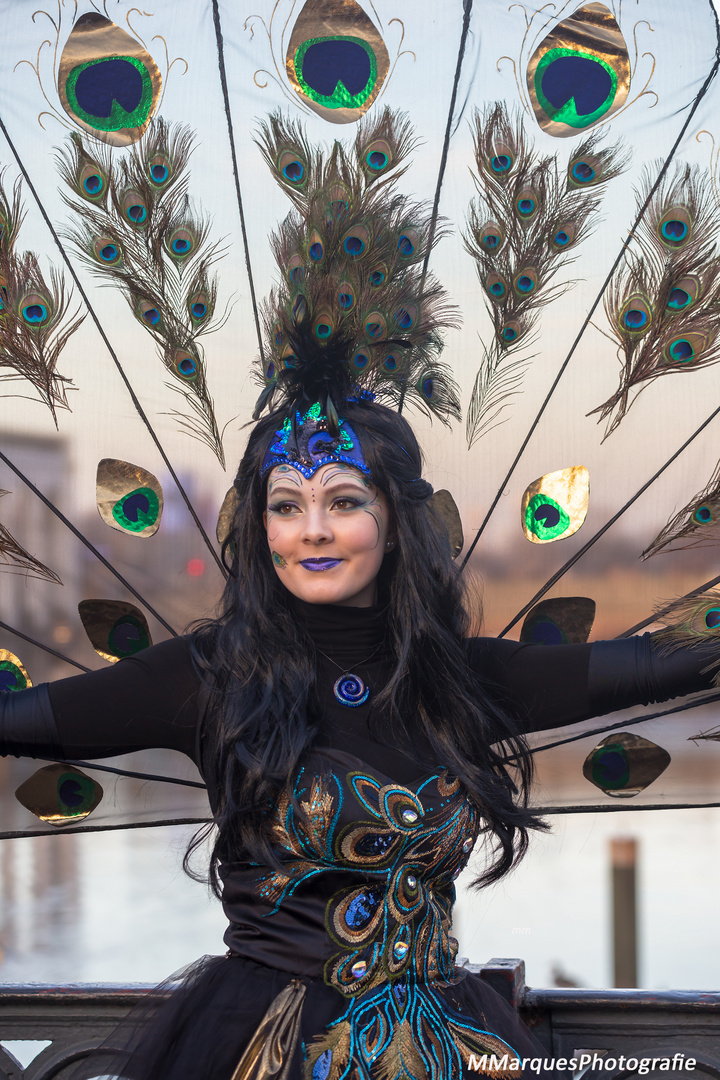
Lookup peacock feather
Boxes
[642,458,720,558]
[0,490,61,584]
[651,589,720,687]
[464,102,627,446]
[590,164,720,438]
[0,172,83,425]
[56,119,228,467]
[253,108,461,428]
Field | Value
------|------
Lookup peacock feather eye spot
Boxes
[265,362,276,381]
[353,352,369,368]
[0,659,28,692]
[369,270,385,286]
[344,235,364,255]
[705,608,720,630]
[22,302,48,325]
[168,229,194,258]
[112,487,160,532]
[572,161,595,183]
[143,307,159,325]
[555,230,569,246]
[338,292,353,309]
[148,155,171,186]
[284,160,304,182]
[491,154,511,173]
[516,274,535,294]
[524,493,570,541]
[127,202,146,224]
[668,288,690,311]
[315,320,332,339]
[173,349,198,380]
[394,307,416,329]
[623,308,647,330]
[491,283,503,296]
[192,301,207,319]
[663,220,687,242]
[421,376,433,398]
[670,339,694,362]
[694,505,712,524]
[366,321,382,338]
[309,242,324,261]
[383,354,397,371]
[367,150,388,170]
[84,173,103,195]
[515,186,539,219]
[502,326,518,342]
[398,235,414,256]
[109,614,150,658]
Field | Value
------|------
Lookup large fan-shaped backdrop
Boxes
[1,0,720,847]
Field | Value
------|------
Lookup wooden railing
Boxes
[0,961,718,1078]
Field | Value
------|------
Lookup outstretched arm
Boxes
[466,633,719,734]
[0,636,202,763]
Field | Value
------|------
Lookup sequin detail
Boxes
[254,761,514,1077]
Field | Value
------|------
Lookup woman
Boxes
[1,397,717,1080]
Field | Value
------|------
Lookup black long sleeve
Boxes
[0,636,201,762]
[0,630,718,760]
[466,632,719,734]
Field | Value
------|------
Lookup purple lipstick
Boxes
[301,557,342,571]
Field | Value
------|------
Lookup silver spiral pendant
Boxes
[333,673,370,708]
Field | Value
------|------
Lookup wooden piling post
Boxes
[611,837,637,988]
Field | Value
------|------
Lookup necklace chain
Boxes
[317,643,383,708]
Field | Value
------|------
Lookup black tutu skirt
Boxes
[58,953,554,1080]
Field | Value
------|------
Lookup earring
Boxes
[386,540,395,550]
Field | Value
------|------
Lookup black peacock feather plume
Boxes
[252,108,461,430]
[464,103,628,447]
[590,164,720,439]
[0,171,83,425]
[56,121,228,467]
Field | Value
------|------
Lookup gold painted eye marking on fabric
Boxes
[78,599,152,663]
[57,13,162,146]
[521,465,590,544]
[0,650,32,692]
[96,458,163,538]
[583,731,671,797]
[216,486,239,546]
[284,0,391,125]
[15,763,103,825]
[526,3,630,138]
[520,596,597,645]
[446,1021,522,1078]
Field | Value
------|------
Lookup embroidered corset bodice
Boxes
[221,748,480,995]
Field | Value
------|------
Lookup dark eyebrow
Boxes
[266,484,304,499]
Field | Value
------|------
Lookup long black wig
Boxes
[189,399,545,895]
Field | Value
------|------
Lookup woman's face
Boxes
[263,462,394,607]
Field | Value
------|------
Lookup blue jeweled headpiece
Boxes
[260,402,370,481]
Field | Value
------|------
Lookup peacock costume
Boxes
[5,2,720,1077]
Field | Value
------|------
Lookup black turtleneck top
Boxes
[0,600,716,783]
